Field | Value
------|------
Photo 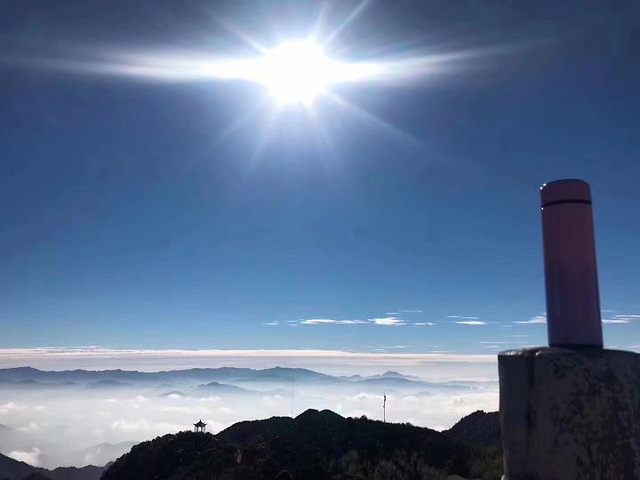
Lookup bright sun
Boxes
[258,41,335,105]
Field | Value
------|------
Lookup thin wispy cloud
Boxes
[399,309,423,313]
[414,322,436,327]
[602,319,630,324]
[371,345,408,351]
[263,321,280,326]
[299,316,407,327]
[300,319,367,325]
[515,315,547,324]
[606,314,640,324]
[455,321,486,326]
[512,312,634,325]
[447,315,480,320]
[368,317,407,326]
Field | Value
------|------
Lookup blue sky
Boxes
[1,0,639,357]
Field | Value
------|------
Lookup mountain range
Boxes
[0,367,484,394]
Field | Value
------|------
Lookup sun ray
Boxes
[322,0,374,48]
[246,108,282,169]
[213,97,272,147]
[309,1,334,43]
[213,16,271,55]
[325,91,425,147]
[302,106,345,175]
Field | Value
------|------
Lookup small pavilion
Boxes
[193,420,207,433]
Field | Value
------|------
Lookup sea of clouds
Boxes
[0,348,499,469]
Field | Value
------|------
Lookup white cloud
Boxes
[160,405,212,415]
[110,419,182,435]
[300,319,367,325]
[300,316,408,327]
[0,402,28,415]
[414,322,436,326]
[0,347,496,362]
[368,317,407,326]
[371,345,408,351]
[455,321,486,326]
[604,314,640,324]
[515,315,547,324]
[263,321,279,326]
[17,422,40,433]
[8,448,42,467]
[7,447,41,467]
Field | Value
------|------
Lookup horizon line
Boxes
[0,347,498,372]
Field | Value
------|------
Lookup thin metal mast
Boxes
[383,393,386,423]
[290,374,295,417]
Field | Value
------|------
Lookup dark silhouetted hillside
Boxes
[100,431,238,480]
[444,411,501,448]
[0,453,36,480]
[0,452,103,480]
[18,473,52,480]
[102,409,502,480]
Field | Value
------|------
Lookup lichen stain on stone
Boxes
[499,348,640,479]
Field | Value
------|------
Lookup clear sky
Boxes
[1,0,639,357]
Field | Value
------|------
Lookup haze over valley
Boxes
[0,363,497,469]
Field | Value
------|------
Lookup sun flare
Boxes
[257,41,335,105]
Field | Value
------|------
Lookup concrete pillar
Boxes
[499,179,640,479]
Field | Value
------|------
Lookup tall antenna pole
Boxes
[383,393,386,423]
[290,374,295,417]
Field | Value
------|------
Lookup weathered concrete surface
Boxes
[499,347,640,480]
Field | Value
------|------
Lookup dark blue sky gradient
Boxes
[1,0,639,353]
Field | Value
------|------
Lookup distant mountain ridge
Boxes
[0,367,484,394]
[0,366,335,384]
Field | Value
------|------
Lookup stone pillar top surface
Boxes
[499,346,638,359]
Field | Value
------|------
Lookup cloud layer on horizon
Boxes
[0,346,499,380]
